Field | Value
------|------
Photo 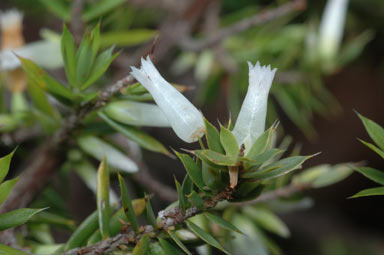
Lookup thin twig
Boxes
[180,0,306,51]
[70,0,85,44]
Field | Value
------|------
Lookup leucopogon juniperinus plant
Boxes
[0,23,356,255]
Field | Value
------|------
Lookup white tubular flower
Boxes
[233,61,277,149]
[130,56,205,143]
[318,0,349,62]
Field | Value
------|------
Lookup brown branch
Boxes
[0,75,134,215]
[63,187,233,255]
[180,0,306,52]
[70,0,85,44]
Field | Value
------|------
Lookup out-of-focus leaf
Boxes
[358,113,384,151]
[97,158,110,238]
[0,244,29,255]
[30,211,75,230]
[77,135,138,173]
[76,36,93,86]
[311,163,353,188]
[0,177,19,205]
[31,244,63,255]
[27,81,59,119]
[353,167,384,186]
[64,210,98,250]
[359,139,384,159]
[103,101,170,127]
[61,25,77,87]
[0,149,16,183]
[220,125,239,159]
[19,57,73,105]
[0,114,18,132]
[244,149,284,170]
[99,112,171,156]
[29,223,54,244]
[81,46,118,90]
[158,237,183,255]
[204,212,242,234]
[292,164,331,185]
[118,174,139,232]
[204,118,225,154]
[100,30,157,48]
[175,152,205,191]
[149,242,167,255]
[82,0,126,22]
[242,155,315,180]
[39,0,70,21]
[231,183,264,202]
[186,220,229,254]
[244,207,290,238]
[132,235,150,255]
[351,186,384,198]
[0,208,47,231]
[167,230,192,255]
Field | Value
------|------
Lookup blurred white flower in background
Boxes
[318,0,349,62]
[232,61,277,150]
[130,56,205,143]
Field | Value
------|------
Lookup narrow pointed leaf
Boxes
[99,112,171,156]
[358,113,384,150]
[0,149,15,183]
[100,29,157,48]
[61,25,77,86]
[118,174,139,232]
[174,177,186,213]
[0,177,19,205]
[0,208,47,231]
[220,125,239,159]
[0,244,29,255]
[202,162,223,191]
[175,152,205,191]
[185,220,229,254]
[167,230,192,255]
[181,175,193,198]
[353,166,384,186]
[158,237,183,255]
[132,235,150,255]
[82,0,126,22]
[145,196,157,228]
[195,150,237,166]
[245,126,276,158]
[64,210,98,250]
[204,212,242,234]
[187,191,205,210]
[97,158,110,238]
[359,139,384,159]
[351,186,384,198]
[204,118,224,154]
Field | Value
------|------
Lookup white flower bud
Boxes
[130,56,205,143]
[233,61,277,148]
[318,0,349,62]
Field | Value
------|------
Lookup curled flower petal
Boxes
[130,56,205,143]
[233,61,277,148]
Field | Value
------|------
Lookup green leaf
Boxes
[185,220,229,254]
[358,113,384,151]
[353,166,384,186]
[19,57,73,105]
[244,148,284,170]
[359,139,384,159]
[181,175,193,199]
[245,125,276,159]
[0,244,29,255]
[76,36,93,85]
[202,162,223,191]
[61,25,77,87]
[145,196,157,228]
[100,29,157,48]
[351,186,384,198]
[158,238,183,255]
[27,81,59,119]
[39,0,70,21]
[187,191,205,210]
[81,46,118,90]
[231,184,264,202]
[220,125,239,159]
[0,177,19,205]
[311,163,353,188]
[242,155,315,180]
[243,207,290,238]
[204,118,225,154]
[82,0,126,22]
[175,177,186,213]
[0,208,47,231]
[77,135,138,173]
[175,152,205,191]
[0,149,16,183]
[118,174,139,232]
[30,211,75,230]
[132,235,150,255]
[64,210,98,250]
[99,112,170,156]
[167,230,192,255]
[90,24,101,60]
[204,212,242,234]
[97,158,110,238]
[195,150,237,166]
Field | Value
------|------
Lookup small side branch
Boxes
[180,0,306,51]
